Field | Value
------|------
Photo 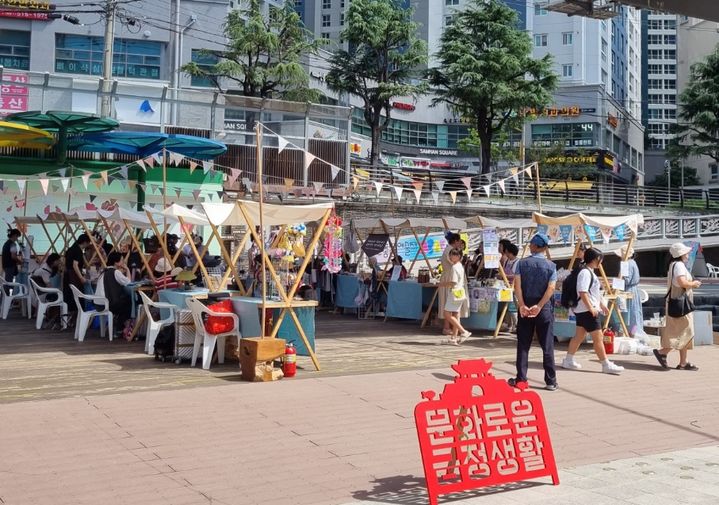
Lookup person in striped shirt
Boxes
[153,258,183,291]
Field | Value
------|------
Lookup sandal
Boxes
[676,363,699,371]
[653,349,669,369]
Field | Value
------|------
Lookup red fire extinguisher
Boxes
[283,342,297,377]
[603,328,615,355]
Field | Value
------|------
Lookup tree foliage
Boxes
[182,0,323,99]
[326,0,427,167]
[646,164,700,187]
[428,0,557,174]
[669,46,719,164]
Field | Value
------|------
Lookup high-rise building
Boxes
[641,11,678,183]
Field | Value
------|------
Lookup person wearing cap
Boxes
[653,243,701,371]
[614,245,646,338]
[510,233,558,391]
[153,258,182,291]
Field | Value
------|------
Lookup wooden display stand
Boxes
[240,337,286,381]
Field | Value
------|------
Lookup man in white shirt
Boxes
[96,252,132,331]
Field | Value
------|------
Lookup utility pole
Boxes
[100,0,116,117]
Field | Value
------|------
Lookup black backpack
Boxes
[560,266,594,309]
[154,325,175,362]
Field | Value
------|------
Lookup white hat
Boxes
[613,245,634,258]
[669,242,692,259]
[156,258,183,276]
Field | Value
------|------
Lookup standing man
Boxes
[510,233,558,391]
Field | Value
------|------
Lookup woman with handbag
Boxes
[653,243,701,371]
[442,248,471,345]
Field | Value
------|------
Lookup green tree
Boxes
[182,0,323,100]
[647,163,700,187]
[458,127,518,167]
[326,0,427,167]
[428,0,557,174]
[669,46,719,164]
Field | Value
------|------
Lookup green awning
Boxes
[5,110,119,133]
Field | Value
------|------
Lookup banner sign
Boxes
[483,228,500,269]
[370,232,468,264]
[414,359,559,505]
[361,233,389,258]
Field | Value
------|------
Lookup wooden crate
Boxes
[240,337,286,381]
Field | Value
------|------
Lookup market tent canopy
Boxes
[15,212,83,225]
[98,207,152,228]
[66,132,227,160]
[532,212,585,227]
[160,203,210,226]
[583,214,644,235]
[0,121,55,150]
[200,201,335,227]
[467,216,536,229]
[351,217,466,230]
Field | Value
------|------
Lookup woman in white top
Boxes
[438,232,466,335]
[562,248,625,375]
[442,248,471,345]
[653,243,701,371]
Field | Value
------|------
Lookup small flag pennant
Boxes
[393,186,403,201]
[39,178,49,195]
[278,135,289,153]
[448,191,457,204]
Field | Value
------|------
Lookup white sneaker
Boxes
[602,361,624,375]
[458,331,472,343]
[561,356,582,370]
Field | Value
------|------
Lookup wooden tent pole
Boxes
[255,122,268,337]
[123,219,156,283]
[534,163,543,214]
[178,216,215,291]
[145,211,173,272]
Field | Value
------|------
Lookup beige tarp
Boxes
[532,212,644,235]
[467,216,536,230]
[351,217,466,230]
[98,207,152,228]
[161,203,210,226]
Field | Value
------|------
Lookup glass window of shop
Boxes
[530,123,598,148]
[190,49,219,87]
[55,34,162,79]
[0,30,30,70]
[350,108,469,149]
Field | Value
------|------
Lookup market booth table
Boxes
[335,274,361,310]
[385,280,439,322]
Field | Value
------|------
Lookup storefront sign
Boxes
[525,106,596,117]
[224,120,247,131]
[0,0,54,20]
[392,101,416,111]
[418,148,459,157]
[349,143,362,154]
[607,113,619,128]
[414,359,559,505]
[545,153,598,165]
[0,71,28,117]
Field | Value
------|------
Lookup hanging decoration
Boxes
[322,212,343,273]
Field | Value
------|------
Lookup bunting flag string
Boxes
[465,188,473,200]
[497,179,506,194]
[435,180,445,192]
[136,159,146,172]
[152,152,162,166]
[312,181,324,195]
[81,174,90,190]
[330,164,340,181]
[412,188,422,203]
[448,191,457,204]
[202,160,213,174]
[483,185,491,197]
[461,176,472,190]
[39,178,49,196]
[228,168,242,186]
[277,135,289,153]
[510,167,519,185]
[373,181,383,197]
[431,190,439,205]
[393,186,404,201]
[188,161,197,174]
[304,152,316,170]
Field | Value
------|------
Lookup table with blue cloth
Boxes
[385,280,439,322]
[461,302,499,331]
[158,288,210,319]
[335,274,361,309]
[229,297,316,357]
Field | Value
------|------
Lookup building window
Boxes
[648,34,662,45]
[322,14,331,27]
[444,15,454,26]
[562,32,573,45]
[189,49,218,87]
[665,49,676,59]
[664,34,676,45]
[648,19,661,30]
[55,34,162,79]
[322,0,331,9]
[534,34,548,47]
[321,32,330,39]
[648,64,661,74]
[0,29,30,70]
[648,94,662,104]
[534,2,547,16]
[664,19,676,29]
[562,64,573,78]
[665,64,676,74]
[665,109,676,119]
[647,49,662,60]
[340,13,344,25]
[648,79,662,89]
[445,0,459,4]
[664,79,676,89]
[665,94,676,104]
[647,109,661,120]
[530,123,599,148]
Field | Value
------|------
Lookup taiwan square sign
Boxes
[0,71,28,117]
[414,359,558,505]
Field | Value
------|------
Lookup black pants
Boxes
[3,268,16,294]
[515,307,556,386]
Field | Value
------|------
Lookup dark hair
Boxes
[583,247,604,265]
[7,228,21,239]
[107,252,123,265]
[460,239,467,249]
[505,243,519,257]
[46,253,61,265]
[578,242,588,251]
[449,248,462,258]
[446,232,461,244]
[76,233,91,246]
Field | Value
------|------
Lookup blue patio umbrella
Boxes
[67,131,227,159]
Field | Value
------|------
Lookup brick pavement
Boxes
[1,341,718,505]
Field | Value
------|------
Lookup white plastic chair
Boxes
[138,291,176,355]
[638,288,649,304]
[29,279,68,330]
[0,278,30,320]
[706,263,719,278]
[70,284,113,342]
[186,297,240,370]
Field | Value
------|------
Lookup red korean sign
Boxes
[414,359,559,505]
[0,71,28,117]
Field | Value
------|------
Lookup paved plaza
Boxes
[0,310,718,505]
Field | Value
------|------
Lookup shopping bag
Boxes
[204,299,235,334]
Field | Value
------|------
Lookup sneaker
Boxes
[507,378,528,388]
[545,383,559,391]
[458,331,472,343]
[561,356,582,370]
[602,361,624,375]
[441,338,459,346]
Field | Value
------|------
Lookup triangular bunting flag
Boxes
[94,179,103,190]
[284,178,295,188]
[60,178,70,193]
[373,181,383,197]
[100,171,108,184]
[89,194,97,203]
[352,176,359,191]
[81,174,90,190]
[119,165,128,179]
[145,156,155,168]
[412,188,422,203]
[119,180,127,190]
[228,168,242,186]
[304,152,316,170]
[17,179,25,194]
[412,181,423,192]
[189,161,197,174]
[330,164,340,181]
[152,153,162,166]
[278,135,289,153]
[312,181,324,195]
[175,188,182,199]
[524,166,533,177]
[448,191,457,204]
[216,190,224,201]
[465,188,473,200]
[393,186,404,201]
[497,179,506,194]
[435,180,445,192]
[510,167,519,185]
[136,159,146,171]
[127,180,136,190]
[192,189,201,201]
[59,167,66,177]
[39,178,49,195]
[242,177,252,193]
[170,152,184,166]
[461,176,472,190]
[202,160,213,174]
[431,191,439,205]
[483,185,491,197]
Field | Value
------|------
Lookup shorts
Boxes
[574,311,601,332]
